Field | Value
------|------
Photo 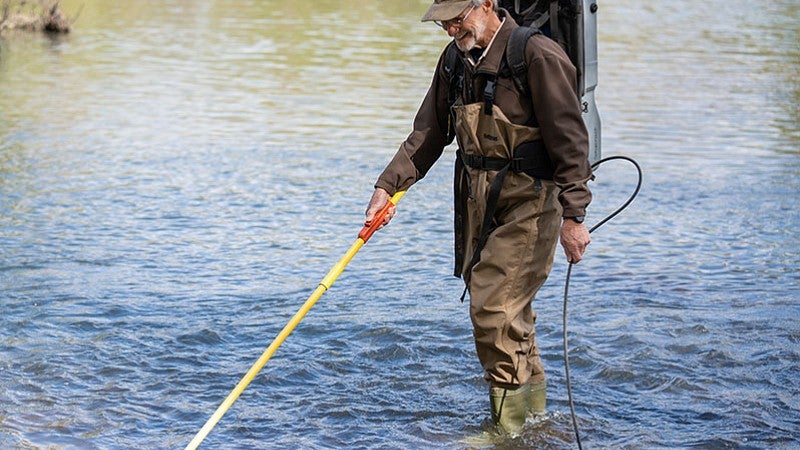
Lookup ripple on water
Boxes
[1,0,799,448]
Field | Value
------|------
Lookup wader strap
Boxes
[483,75,497,116]
[453,154,466,278]
[458,141,554,179]
[460,162,510,302]
[457,140,553,301]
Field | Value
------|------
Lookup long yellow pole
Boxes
[185,190,406,450]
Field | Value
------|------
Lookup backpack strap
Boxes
[505,26,541,97]
[443,41,463,102]
[443,41,463,141]
[549,0,560,41]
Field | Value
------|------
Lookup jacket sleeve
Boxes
[374,50,455,195]
[526,35,593,218]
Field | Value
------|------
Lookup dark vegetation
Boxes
[0,0,72,33]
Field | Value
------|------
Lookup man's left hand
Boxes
[560,219,591,264]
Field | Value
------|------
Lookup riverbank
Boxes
[0,0,70,32]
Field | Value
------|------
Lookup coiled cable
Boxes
[563,155,643,450]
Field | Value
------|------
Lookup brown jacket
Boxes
[375,11,592,218]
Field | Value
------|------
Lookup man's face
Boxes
[444,3,486,52]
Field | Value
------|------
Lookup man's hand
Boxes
[560,219,590,264]
[365,188,394,228]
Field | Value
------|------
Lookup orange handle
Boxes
[359,201,393,243]
[358,191,406,243]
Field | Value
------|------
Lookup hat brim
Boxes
[421,1,474,22]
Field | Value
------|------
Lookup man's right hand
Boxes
[365,188,394,228]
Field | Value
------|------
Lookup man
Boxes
[365,0,592,434]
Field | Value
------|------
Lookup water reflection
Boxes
[1,0,799,449]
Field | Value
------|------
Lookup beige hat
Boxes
[421,0,474,22]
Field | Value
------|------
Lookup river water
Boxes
[1,1,798,449]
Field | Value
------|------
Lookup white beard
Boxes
[455,34,476,52]
[455,20,486,52]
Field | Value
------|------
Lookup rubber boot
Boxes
[489,384,531,434]
[529,380,547,416]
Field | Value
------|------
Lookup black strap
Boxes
[453,153,466,278]
[459,151,548,173]
[444,42,462,103]
[443,42,463,141]
[457,140,554,301]
[460,152,508,171]
[549,0,560,40]
[506,26,540,96]
[460,162,510,302]
[458,141,553,179]
[483,75,496,116]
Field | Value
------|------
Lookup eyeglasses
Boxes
[434,5,477,30]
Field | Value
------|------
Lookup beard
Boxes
[454,20,486,52]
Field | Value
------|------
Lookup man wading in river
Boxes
[365,0,592,434]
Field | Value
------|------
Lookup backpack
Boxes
[443,0,600,160]
[504,0,589,96]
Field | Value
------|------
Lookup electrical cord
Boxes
[563,155,643,450]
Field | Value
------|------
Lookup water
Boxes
[1,1,798,448]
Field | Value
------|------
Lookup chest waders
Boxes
[452,72,555,302]
[452,75,557,435]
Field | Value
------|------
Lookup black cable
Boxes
[564,263,581,449]
[563,155,643,450]
[586,156,643,234]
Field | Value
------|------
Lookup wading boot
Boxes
[530,380,547,416]
[489,384,531,434]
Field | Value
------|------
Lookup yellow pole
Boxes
[186,190,406,450]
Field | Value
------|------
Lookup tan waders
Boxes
[454,102,560,433]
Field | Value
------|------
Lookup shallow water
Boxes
[1,1,798,449]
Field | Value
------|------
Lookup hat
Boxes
[421,0,474,22]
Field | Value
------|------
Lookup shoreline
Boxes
[0,0,71,33]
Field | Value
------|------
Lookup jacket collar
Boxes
[464,9,517,75]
